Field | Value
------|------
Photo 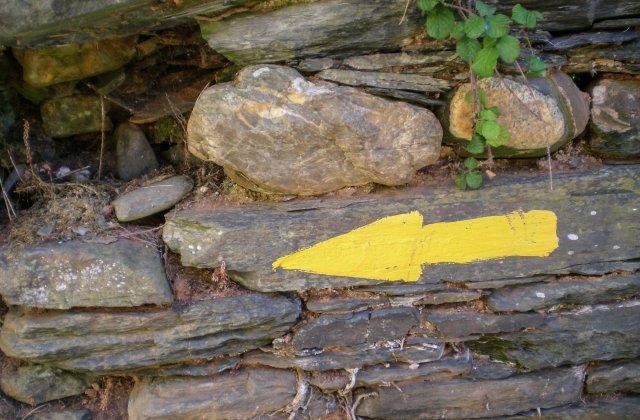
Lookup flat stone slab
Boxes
[0,364,91,405]
[510,396,640,418]
[587,359,640,394]
[0,294,300,373]
[0,239,171,309]
[128,367,296,420]
[424,311,544,340]
[244,337,444,372]
[199,0,422,66]
[316,69,451,92]
[356,366,585,419]
[113,175,193,222]
[470,301,640,370]
[486,273,640,312]
[164,165,640,292]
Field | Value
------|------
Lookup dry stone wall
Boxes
[1,1,640,419]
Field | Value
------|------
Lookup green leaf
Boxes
[464,157,478,170]
[466,171,483,189]
[487,106,501,117]
[525,10,543,28]
[486,14,511,38]
[496,35,520,64]
[475,0,496,17]
[485,123,509,147]
[479,119,501,143]
[426,5,455,39]
[471,46,499,77]
[456,36,481,63]
[417,0,440,12]
[511,4,528,25]
[526,55,547,77]
[466,134,486,154]
[483,36,497,48]
[464,15,486,39]
[450,21,465,39]
[480,108,498,121]
[455,173,467,190]
[477,88,488,107]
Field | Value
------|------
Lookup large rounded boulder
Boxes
[445,72,589,158]
[186,65,442,196]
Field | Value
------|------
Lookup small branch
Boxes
[98,96,106,180]
[399,0,413,25]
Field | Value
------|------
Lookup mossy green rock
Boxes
[14,37,136,87]
[0,364,92,405]
[41,95,111,138]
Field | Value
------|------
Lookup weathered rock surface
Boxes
[244,337,444,372]
[316,69,451,93]
[446,72,589,157]
[0,239,171,309]
[0,0,254,47]
[292,307,418,352]
[164,165,640,292]
[425,311,544,340]
[415,289,482,306]
[199,0,422,66]
[41,95,111,138]
[589,79,640,159]
[0,294,300,373]
[128,367,296,420]
[305,295,388,314]
[486,273,640,312]
[115,123,158,181]
[343,51,457,71]
[356,366,585,419]
[113,175,193,222]
[14,37,136,87]
[0,363,92,405]
[471,301,640,370]
[187,65,442,195]
[510,396,640,419]
[587,359,640,394]
[31,409,92,420]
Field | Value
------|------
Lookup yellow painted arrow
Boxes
[272,210,558,282]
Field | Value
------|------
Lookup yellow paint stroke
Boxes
[272,210,558,282]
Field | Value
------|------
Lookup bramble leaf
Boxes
[526,55,547,76]
[496,35,520,64]
[455,173,468,190]
[426,5,455,39]
[475,0,496,17]
[480,108,498,121]
[511,4,528,25]
[457,36,482,63]
[466,171,483,189]
[464,157,479,170]
[486,14,511,38]
[466,134,486,154]
[471,46,499,77]
[464,15,486,39]
[417,0,440,12]
[479,119,501,143]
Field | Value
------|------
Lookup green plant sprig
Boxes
[417,0,547,189]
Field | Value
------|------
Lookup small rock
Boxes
[0,364,92,405]
[112,175,193,222]
[72,226,88,236]
[41,95,112,138]
[14,37,137,87]
[445,71,589,157]
[0,239,172,309]
[589,79,640,159]
[115,122,158,181]
[187,65,442,195]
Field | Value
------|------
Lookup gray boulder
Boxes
[187,65,442,195]
[116,122,159,181]
[590,79,640,159]
[0,239,171,309]
[112,175,193,222]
